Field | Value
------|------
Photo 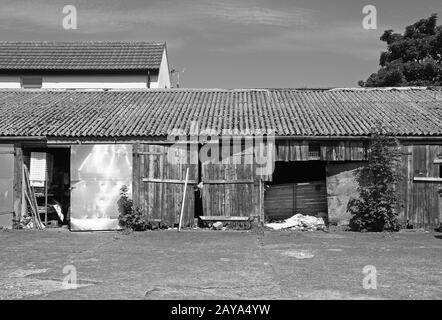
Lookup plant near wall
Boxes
[348,128,402,232]
[117,185,148,231]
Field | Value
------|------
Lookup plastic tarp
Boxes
[70,145,132,231]
[265,214,326,231]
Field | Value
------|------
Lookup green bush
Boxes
[117,186,148,231]
[348,129,402,232]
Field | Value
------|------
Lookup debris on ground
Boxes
[265,214,326,231]
[281,250,315,259]
[212,221,223,230]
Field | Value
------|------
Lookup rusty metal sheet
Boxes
[0,144,14,228]
[70,144,132,231]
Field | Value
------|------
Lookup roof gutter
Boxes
[0,136,47,143]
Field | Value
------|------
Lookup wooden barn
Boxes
[0,87,441,230]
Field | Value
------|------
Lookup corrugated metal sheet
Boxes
[0,88,441,138]
[0,42,165,71]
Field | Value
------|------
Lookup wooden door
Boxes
[133,144,198,227]
[201,149,257,218]
[407,145,442,229]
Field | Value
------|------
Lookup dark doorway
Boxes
[271,161,326,184]
[23,147,70,227]
[265,161,328,221]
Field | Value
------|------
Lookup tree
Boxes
[347,128,402,232]
[359,14,442,87]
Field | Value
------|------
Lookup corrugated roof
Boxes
[0,88,441,138]
[0,41,165,72]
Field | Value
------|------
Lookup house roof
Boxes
[0,41,166,72]
[0,87,441,139]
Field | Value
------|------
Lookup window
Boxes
[21,76,42,89]
[308,143,321,160]
[440,164,442,178]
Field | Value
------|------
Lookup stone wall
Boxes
[326,162,366,226]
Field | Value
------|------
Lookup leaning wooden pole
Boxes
[178,168,189,232]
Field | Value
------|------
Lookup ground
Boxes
[0,228,441,300]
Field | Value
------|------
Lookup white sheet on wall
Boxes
[70,144,132,231]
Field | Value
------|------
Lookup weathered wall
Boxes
[0,144,14,228]
[276,140,367,162]
[326,162,366,226]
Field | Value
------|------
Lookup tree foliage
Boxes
[348,129,402,232]
[359,14,442,87]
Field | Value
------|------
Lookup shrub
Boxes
[348,129,402,232]
[117,186,148,231]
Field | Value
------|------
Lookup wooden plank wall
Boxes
[133,143,198,227]
[399,144,442,229]
[264,181,328,220]
[276,141,367,162]
[201,146,258,218]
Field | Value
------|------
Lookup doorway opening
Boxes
[23,147,70,228]
[264,161,328,222]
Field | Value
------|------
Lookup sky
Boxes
[0,0,441,88]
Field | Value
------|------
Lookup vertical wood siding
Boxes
[276,141,367,162]
[400,144,442,229]
[133,143,198,227]
[201,146,258,218]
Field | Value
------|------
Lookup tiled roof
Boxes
[0,41,165,72]
[0,88,441,138]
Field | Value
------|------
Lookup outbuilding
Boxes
[0,87,441,230]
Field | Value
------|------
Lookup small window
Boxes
[440,164,442,178]
[309,143,321,160]
[21,76,42,89]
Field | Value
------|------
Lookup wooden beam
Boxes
[202,179,254,184]
[136,151,164,155]
[199,216,250,221]
[413,177,442,183]
[142,178,198,184]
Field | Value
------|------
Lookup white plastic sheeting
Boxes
[70,144,132,231]
[265,214,326,231]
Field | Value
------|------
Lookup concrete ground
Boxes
[0,228,441,300]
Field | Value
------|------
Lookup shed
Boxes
[0,87,441,230]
